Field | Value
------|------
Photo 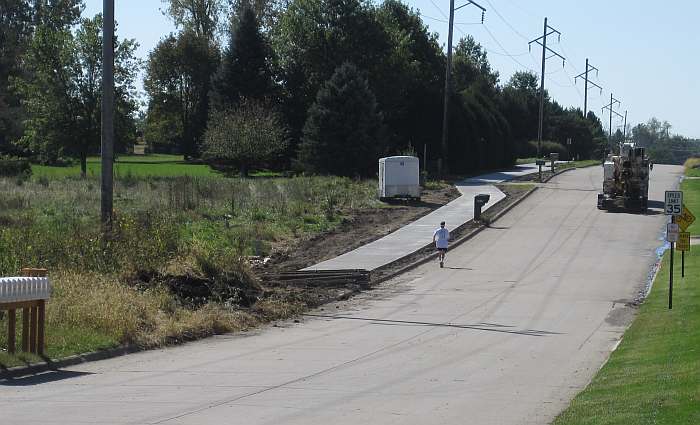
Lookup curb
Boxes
[1,345,141,380]
[372,185,539,285]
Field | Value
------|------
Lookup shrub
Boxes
[525,140,568,159]
[202,100,288,177]
[0,158,32,177]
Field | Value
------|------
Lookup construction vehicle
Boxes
[597,143,650,212]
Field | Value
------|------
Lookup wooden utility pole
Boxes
[101,0,114,232]
[529,18,565,157]
[574,58,602,118]
[440,1,485,176]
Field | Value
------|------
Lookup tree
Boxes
[209,3,274,112]
[202,100,287,176]
[299,62,384,176]
[161,0,223,41]
[452,36,499,94]
[272,0,391,150]
[16,13,141,174]
[501,71,541,154]
[71,15,141,176]
[0,0,33,154]
[374,0,444,156]
[144,31,219,157]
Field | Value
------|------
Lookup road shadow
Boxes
[0,370,93,386]
[602,199,664,216]
[444,266,472,270]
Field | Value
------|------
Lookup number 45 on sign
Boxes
[665,191,683,216]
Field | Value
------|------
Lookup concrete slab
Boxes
[304,164,542,271]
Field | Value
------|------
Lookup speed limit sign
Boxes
[665,191,683,216]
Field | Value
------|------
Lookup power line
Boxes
[428,0,450,20]
[480,23,536,72]
[483,0,530,41]
[419,13,448,23]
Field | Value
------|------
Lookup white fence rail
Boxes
[0,277,51,303]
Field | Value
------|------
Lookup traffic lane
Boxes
[0,165,683,425]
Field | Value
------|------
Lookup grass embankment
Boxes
[557,159,601,170]
[0,172,381,368]
[683,157,700,178]
[553,171,700,425]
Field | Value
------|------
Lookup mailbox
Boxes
[535,159,546,166]
[550,152,559,161]
[474,194,491,221]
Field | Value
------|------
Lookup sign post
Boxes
[536,159,546,182]
[550,152,559,173]
[665,191,683,309]
[676,205,694,278]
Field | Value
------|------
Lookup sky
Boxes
[83,1,700,139]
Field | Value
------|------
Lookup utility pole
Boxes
[574,58,602,117]
[623,110,628,141]
[529,18,565,157]
[101,0,114,233]
[602,93,622,153]
[440,0,485,176]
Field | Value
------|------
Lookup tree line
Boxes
[1,0,614,178]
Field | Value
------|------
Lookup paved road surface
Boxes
[306,163,541,271]
[0,165,682,425]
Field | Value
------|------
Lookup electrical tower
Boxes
[574,58,602,118]
[440,0,485,176]
[529,18,565,158]
[602,93,623,153]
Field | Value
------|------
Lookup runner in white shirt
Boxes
[432,221,450,268]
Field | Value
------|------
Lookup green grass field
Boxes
[681,179,700,235]
[553,167,700,425]
[31,154,222,179]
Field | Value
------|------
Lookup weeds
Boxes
[0,174,380,364]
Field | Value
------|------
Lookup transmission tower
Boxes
[602,93,623,152]
[574,58,602,118]
[440,0,486,176]
[529,17,565,157]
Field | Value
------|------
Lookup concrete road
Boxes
[0,165,682,425]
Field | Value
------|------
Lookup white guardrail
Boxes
[0,277,51,303]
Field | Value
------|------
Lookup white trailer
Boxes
[378,156,421,201]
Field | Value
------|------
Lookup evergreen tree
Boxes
[299,62,383,176]
[209,3,274,111]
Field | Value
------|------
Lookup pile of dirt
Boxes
[126,264,263,308]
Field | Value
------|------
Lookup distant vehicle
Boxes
[597,143,650,212]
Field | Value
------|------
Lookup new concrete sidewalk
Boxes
[304,164,541,271]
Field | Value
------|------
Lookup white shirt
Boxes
[433,227,449,249]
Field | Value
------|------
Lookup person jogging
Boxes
[433,221,450,268]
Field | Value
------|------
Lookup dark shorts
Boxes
[437,247,448,253]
